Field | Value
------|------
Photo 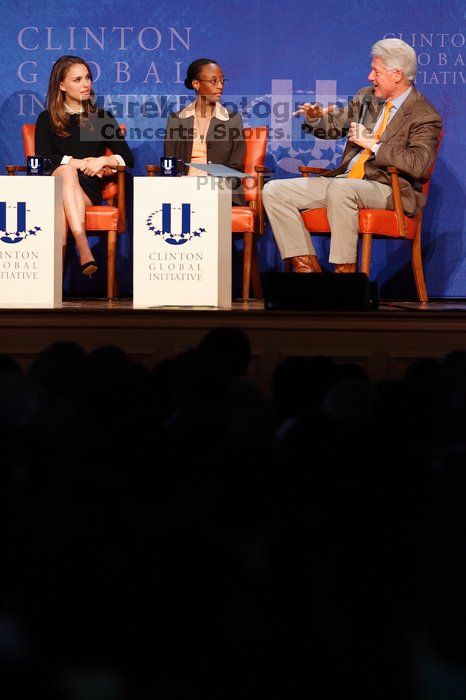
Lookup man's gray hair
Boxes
[371,38,417,83]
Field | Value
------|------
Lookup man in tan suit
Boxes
[262,38,442,273]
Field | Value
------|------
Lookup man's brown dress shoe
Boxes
[289,254,322,273]
[334,262,357,273]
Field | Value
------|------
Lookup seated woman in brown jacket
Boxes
[164,58,246,205]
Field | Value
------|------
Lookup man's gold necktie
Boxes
[347,100,393,179]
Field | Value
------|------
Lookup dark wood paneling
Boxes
[1,301,466,392]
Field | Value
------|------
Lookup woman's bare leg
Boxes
[57,200,68,266]
[53,164,95,266]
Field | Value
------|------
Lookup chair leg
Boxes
[411,224,428,303]
[251,237,262,300]
[62,228,69,276]
[284,259,292,272]
[107,230,117,301]
[242,231,253,302]
[360,234,372,275]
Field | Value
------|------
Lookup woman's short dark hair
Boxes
[184,58,219,90]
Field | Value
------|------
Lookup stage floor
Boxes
[2,298,466,312]
[1,298,466,391]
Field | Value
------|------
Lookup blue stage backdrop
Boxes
[0,0,464,299]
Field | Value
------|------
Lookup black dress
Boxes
[35,109,134,205]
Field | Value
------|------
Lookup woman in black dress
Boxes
[35,55,134,275]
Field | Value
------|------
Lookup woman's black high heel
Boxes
[81,260,98,277]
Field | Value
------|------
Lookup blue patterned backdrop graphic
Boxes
[0,0,464,298]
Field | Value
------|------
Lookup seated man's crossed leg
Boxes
[262,174,392,273]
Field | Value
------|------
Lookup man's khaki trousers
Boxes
[262,174,393,264]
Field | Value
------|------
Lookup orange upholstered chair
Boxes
[297,131,443,302]
[231,126,268,301]
[6,123,128,301]
[146,126,269,301]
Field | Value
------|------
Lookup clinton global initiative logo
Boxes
[0,201,42,244]
[146,203,206,246]
[240,79,346,174]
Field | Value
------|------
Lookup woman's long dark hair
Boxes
[46,55,96,136]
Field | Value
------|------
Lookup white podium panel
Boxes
[0,176,63,307]
[133,176,232,308]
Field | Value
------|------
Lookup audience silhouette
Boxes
[0,331,464,698]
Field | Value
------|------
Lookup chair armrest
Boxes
[387,166,430,185]
[253,165,273,234]
[116,165,127,233]
[386,167,408,238]
[146,165,160,177]
[5,165,27,175]
[299,166,331,177]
